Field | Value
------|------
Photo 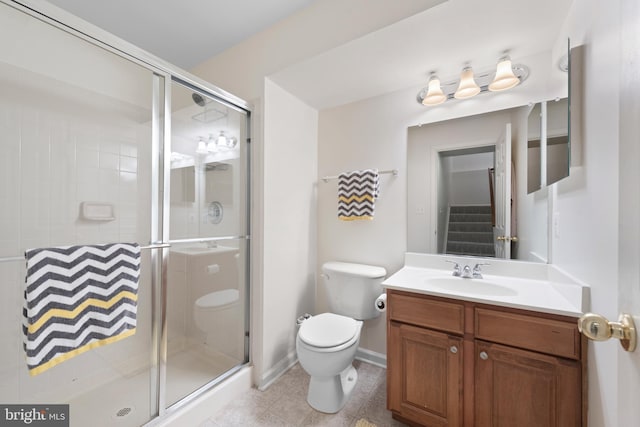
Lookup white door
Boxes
[493,123,511,259]
[617,0,640,421]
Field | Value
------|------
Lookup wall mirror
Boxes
[545,98,570,185]
[170,165,196,203]
[527,98,569,194]
[408,104,558,263]
[527,103,542,194]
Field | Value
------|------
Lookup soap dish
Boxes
[81,202,115,221]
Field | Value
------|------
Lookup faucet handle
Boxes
[472,262,490,278]
[445,260,462,276]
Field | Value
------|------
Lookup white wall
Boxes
[448,153,493,205]
[259,79,318,385]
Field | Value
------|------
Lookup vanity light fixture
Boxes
[421,73,447,106]
[416,58,529,106]
[454,67,481,99]
[488,56,520,91]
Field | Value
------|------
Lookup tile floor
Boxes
[199,360,408,427]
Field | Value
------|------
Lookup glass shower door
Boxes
[0,2,160,426]
[165,80,249,406]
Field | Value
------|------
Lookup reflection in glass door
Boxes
[165,80,249,406]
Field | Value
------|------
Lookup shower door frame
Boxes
[3,0,252,424]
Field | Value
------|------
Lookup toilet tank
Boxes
[322,261,386,320]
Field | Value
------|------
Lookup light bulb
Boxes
[206,134,216,152]
[454,67,481,99]
[196,137,207,154]
[489,57,520,92]
[422,75,447,106]
[216,131,227,148]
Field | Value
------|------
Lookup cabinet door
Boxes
[388,321,463,426]
[475,340,581,427]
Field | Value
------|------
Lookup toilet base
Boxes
[307,364,358,413]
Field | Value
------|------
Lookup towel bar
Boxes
[0,243,172,263]
[321,169,398,183]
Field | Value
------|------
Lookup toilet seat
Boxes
[195,289,239,309]
[298,313,358,348]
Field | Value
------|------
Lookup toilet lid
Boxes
[298,313,358,348]
[196,289,239,308]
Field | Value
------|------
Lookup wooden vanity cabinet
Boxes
[386,289,586,427]
[388,321,463,426]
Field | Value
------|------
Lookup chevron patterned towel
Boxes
[338,169,380,221]
[23,243,140,376]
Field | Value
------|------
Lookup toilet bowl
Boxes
[193,289,241,359]
[296,312,363,413]
[296,262,386,413]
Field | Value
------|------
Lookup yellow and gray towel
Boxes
[338,169,379,221]
[23,243,140,376]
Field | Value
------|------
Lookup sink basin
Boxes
[427,276,518,296]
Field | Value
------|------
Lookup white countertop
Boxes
[382,253,590,318]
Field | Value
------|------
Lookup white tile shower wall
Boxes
[0,87,154,404]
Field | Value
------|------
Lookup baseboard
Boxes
[257,348,298,391]
[356,347,387,369]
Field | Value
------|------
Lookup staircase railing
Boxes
[488,167,496,227]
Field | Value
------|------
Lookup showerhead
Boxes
[192,93,206,107]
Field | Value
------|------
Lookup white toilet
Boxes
[193,289,241,359]
[296,261,386,413]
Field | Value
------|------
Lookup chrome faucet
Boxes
[461,264,473,278]
[447,260,489,279]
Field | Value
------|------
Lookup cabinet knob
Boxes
[449,346,458,354]
[578,312,637,352]
[479,351,489,360]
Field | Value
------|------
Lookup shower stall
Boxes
[0,1,251,426]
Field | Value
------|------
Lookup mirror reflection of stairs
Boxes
[445,205,495,257]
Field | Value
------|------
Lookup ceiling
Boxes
[46,0,316,69]
[44,0,573,110]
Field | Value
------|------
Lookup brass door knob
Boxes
[578,312,637,352]
[496,236,519,242]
